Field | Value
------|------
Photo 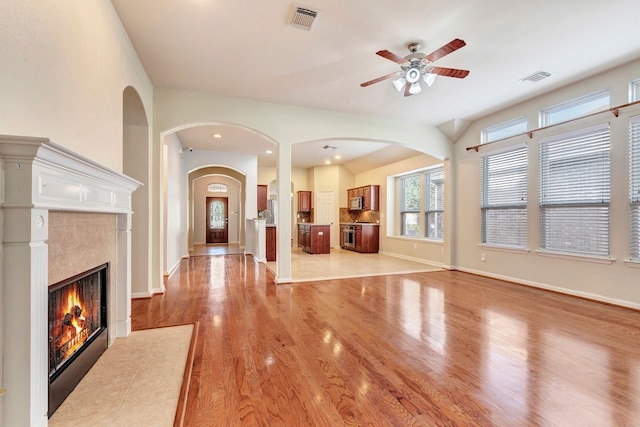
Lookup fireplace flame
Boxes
[65,290,86,333]
[57,286,89,359]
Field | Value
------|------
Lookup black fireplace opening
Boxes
[48,263,109,417]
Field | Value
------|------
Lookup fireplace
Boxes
[1,136,140,426]
[48,263,109,416]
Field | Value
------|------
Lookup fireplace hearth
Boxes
[48,263,109,417]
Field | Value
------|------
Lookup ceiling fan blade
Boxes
[376,50,408,65]
[404,83,412,97]
[429,66,470,79]
[424,39,466,63]
[360,71,402,87]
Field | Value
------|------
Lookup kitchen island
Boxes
[297,223,330,254]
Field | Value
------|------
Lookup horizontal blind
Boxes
[481,146,527,247]
[630,116,640,259]
[539,123,610,256]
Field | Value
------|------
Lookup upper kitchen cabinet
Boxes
[297,191,312,212]
[257,184,268,212]
[362,185,379,211]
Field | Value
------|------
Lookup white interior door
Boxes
[316,191,336,247]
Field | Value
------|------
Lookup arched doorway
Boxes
[122,86,151,297]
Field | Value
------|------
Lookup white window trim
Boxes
[478,243,530,254]
[535,249,614,265]
[630,78,640,103]
[539,89,610,127]
[481,116,528,144]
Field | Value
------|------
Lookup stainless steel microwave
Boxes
[349,196,363,210]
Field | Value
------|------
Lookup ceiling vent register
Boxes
[520,70,551,83]
[289,5,320,31]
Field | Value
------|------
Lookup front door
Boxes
[206,197,228,244]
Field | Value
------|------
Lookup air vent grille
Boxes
[520,70,551,83]
[289,5,320,31]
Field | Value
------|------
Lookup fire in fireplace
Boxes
[48,263,109,417]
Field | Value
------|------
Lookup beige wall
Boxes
[0,1,152,172]
[453,58,640,307]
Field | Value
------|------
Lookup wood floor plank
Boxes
[131,254,640,426]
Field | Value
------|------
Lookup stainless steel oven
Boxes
[342,225,355,248]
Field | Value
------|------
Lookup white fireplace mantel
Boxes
[0,135,141,427]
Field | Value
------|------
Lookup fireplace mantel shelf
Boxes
[0,135,141,214]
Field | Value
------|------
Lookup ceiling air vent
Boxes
[288,5,321,31]
[520,70,551,83]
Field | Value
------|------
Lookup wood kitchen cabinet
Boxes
[298,224,330,254]
[265,225,276,262]
[362,185,380,211]
[297,191,312,212]
[257,184,268,212]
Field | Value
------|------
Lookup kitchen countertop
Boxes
[297,223,331,226]
[340,222,379,226]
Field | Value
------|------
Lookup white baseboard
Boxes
[378,250,446,269]
[131,291,152,299]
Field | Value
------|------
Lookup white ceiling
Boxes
[112,0,640,170]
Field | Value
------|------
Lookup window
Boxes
[481,117,528,144]
[400,174,421,237]
[539,123,611,256]
[630,116,640,260]
[481,147,527,247]
[207,183,227,192]
[397,165,445,239]
[631,78,640,103]
[540,90,610,127]
[425,167,444,240]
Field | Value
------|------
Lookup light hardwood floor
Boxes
[133,253,640,426]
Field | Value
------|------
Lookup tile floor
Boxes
[190,244,443,282]
[49,324,193,427]
[268,246,443,282]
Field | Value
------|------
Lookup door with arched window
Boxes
[206,197,228,244]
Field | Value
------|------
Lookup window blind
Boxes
[481,147,527,247]
[539,123,610,256]
[630,116,640,260]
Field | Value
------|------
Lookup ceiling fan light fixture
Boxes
[409,82,422,95]
[392,77,406,92]
[406,67,421,84]
[423,73,437,87]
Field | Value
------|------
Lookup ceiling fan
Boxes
[361,38,470,96]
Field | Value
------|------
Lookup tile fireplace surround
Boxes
[0,136,140,426]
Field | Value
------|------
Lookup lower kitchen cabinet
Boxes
[342,224,379,253]
[298,224,330,254]
[266,225,276,262]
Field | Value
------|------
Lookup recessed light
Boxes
[266,150,273,154]
[324,160,331,165]
[212,133,222,139]
[334,155,341,160]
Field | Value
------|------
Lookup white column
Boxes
[2,208,49,427]
[115,213,132,339]
[276,143,292,282]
